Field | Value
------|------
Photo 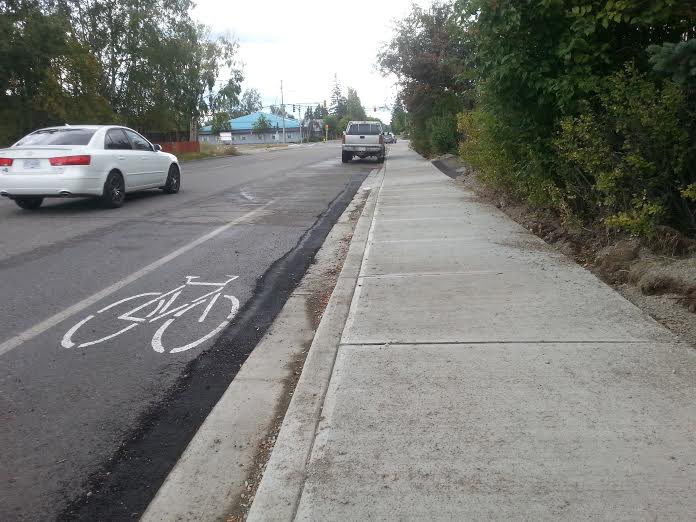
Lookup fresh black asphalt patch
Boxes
[57,172,367,521]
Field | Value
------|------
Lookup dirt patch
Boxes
[225,188,369,521]
[433,155,696,347]
[225,343,308,522]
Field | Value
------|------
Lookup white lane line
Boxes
[0,200,274,357]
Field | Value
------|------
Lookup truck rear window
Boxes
[346,124,381,135]
[14,129,97,146]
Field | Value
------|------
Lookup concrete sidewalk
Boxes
[249,142,696,520]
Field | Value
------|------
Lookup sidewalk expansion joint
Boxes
[339,340,674,346]
[376,203,468,208]
[378,216,475,222]
[359,270,503,278]
[372,237,495,243]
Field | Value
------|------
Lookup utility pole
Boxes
[299,104,303,144]
[280,80,286,144]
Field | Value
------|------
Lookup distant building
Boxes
[199,112,302,145]
[305,119,325,140]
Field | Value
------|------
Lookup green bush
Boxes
[554,66,695,236]
[429,113,459,155]
[453,0,695,238]
[458,107,563,212]
[459,67,696,236]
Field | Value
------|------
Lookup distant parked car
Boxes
[384,132,396,144]
[0,125,180,210]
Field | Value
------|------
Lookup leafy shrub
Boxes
[453,0,695,238]
[458,107,564,213]
[554,66,695,236]
[429,113,459,155]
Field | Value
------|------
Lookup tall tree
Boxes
[313,103,328,119]
[345,87,366,120]
[54,0,242,136]
[208,76,243,133]
[0,0,112,145]
[329,75,347,118]
[191,31,243,139]
[239,88,263,114]
[304,106,313,123]
[377,1,472,154]
[390,98,408,135]
[252,114,271,137]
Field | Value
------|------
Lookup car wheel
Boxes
[102,171,125,208]
[14,197,44,210]
[378,154,385,164]
[341,151,352,163]
[162,164,180,194]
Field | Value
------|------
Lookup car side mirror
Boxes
[154,144,162,152]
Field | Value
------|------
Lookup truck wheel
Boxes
[341,151,352,163]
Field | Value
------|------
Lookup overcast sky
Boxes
[191,0,432,124]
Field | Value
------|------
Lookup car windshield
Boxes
[14,128,96,146]
[346,124,381,135]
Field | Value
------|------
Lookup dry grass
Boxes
[178,143,239,161]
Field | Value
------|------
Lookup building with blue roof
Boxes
[199,111,303,145]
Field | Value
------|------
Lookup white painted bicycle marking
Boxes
[152,295,240,354]
[0,200,273,357]
[61,275,241,354]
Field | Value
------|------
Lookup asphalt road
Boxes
[0,143,374,521]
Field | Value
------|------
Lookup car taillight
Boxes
[0,158,13,166]
[49,155,91,166]
[379,134,384,145]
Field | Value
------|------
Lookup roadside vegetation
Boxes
[379,1,696,241]
[1,0,380,147]
[177,143,239,162]
[322,77,386,139]
[0,0,244,145]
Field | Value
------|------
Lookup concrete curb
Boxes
[246,166,385,521]
[141,168,381,522]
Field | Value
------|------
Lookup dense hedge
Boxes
[460,1,696,237]
[382,1,696,238]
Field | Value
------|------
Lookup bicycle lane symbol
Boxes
[61,275,240,354]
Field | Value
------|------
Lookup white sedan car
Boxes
[0,125,181,209]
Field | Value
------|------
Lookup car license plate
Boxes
[24,159,40,169]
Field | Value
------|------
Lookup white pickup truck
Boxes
[341,121,385,163]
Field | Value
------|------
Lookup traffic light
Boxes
[374,106,377,112]
[323,100,327,108]
[292,104,296,112]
